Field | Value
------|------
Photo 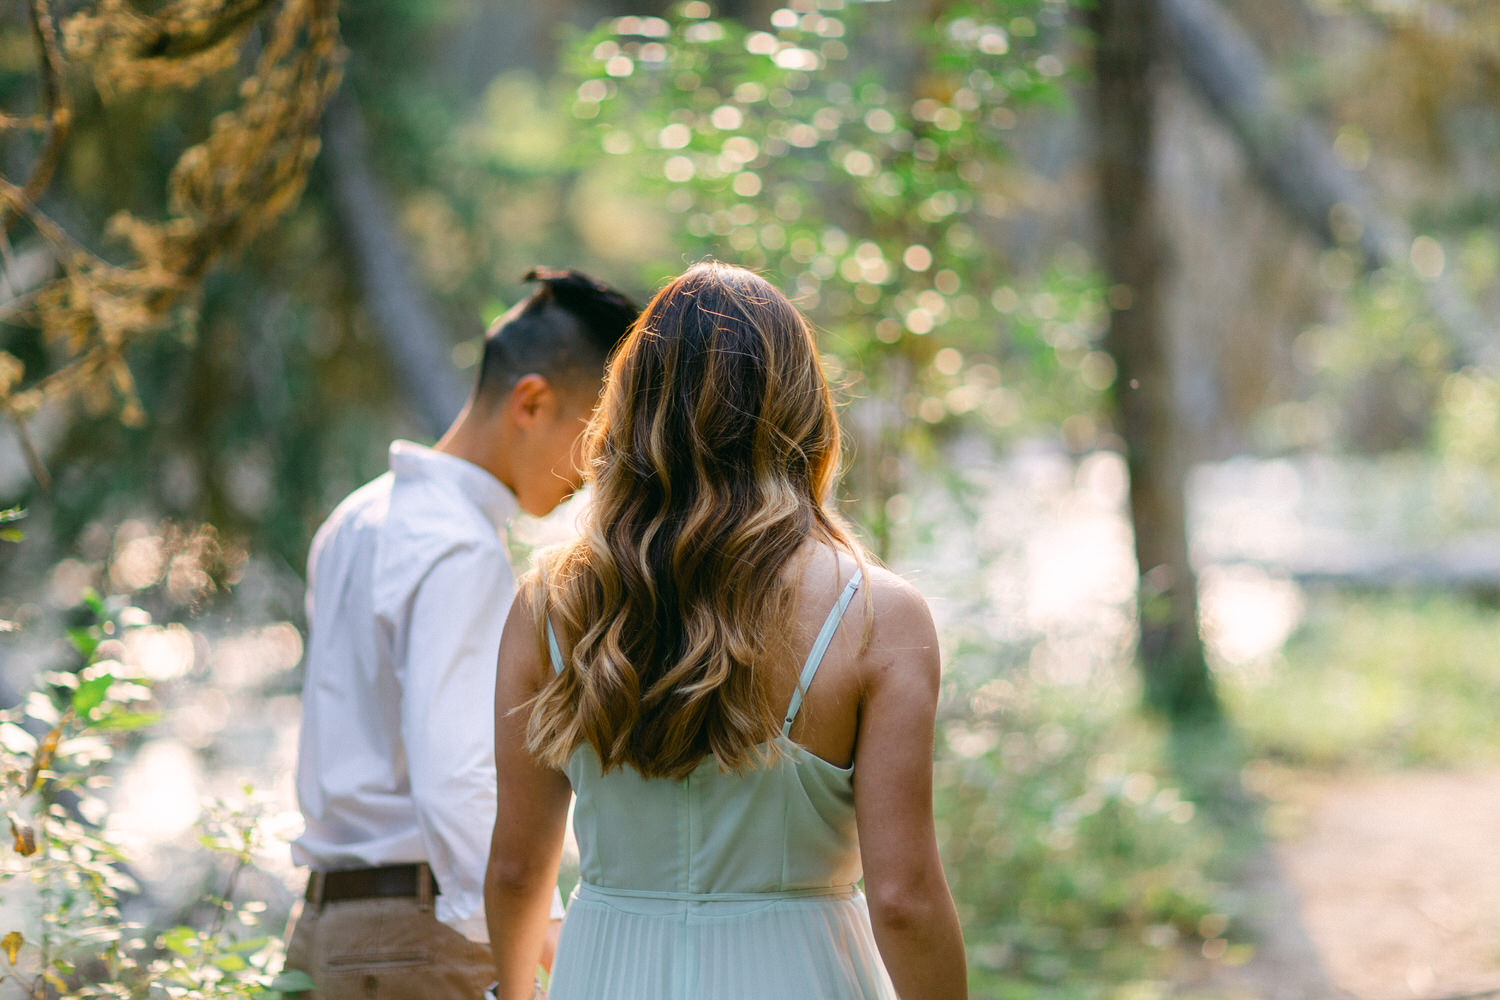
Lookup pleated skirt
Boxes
[547,883,898,1000]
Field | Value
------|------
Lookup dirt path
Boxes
[1191,768,1500,1000]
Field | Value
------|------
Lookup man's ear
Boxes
[506,373,556,428]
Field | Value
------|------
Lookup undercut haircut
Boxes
[475,267,639,404]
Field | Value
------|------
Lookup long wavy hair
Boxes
[522,262,865,779]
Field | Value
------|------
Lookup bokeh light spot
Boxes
[658,122,692,149]
[903,245,933,271]
[710,105,744,130]
[1411,236,1445,279]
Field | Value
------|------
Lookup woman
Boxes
[484,262,966,1000]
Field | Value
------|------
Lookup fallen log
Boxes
[1216,539,1500,595]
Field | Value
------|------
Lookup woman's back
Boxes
[545,562,898,1000]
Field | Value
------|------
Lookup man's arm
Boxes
[399,539,561,941]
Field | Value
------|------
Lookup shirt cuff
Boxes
[436,895,490,943]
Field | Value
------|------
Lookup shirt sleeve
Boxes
[397,539,564,940]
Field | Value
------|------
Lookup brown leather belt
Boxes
[304,863,441,906]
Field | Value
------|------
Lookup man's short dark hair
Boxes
[475,267,639,403]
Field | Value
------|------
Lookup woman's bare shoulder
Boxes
[858,563,930,613]
[791,543,936,654]
[498,572,553,687]
[854,564,938,672]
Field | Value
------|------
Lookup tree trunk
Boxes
[318,93,468,438]
[1091,0,1219,721]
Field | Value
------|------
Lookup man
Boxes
[285,269,639,999]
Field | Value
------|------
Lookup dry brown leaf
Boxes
[22,714,68,794]
[8,814,35,857]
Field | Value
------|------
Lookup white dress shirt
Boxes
[293,440,563,942]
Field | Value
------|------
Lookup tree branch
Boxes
[1157,0,1496,368]
[125,0,277,60]
[1,0,71,239]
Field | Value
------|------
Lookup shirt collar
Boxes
[387,440,519,532]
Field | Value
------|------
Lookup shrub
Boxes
[0,587,307,999]
[936,676,1235,999]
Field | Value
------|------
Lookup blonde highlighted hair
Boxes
[523,262,865,780]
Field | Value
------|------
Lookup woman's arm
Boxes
[853,573,967,1000]
[485,588,573,1000]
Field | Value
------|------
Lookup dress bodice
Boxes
[565,736,860,896]
[548,570,865,898]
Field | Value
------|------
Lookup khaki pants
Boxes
[282,894,494,1000]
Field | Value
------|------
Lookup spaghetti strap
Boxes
[782,568,863,736]
[545,618,566,675]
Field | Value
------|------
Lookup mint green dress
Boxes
[543,570,896,1000]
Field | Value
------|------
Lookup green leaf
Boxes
[81,589,105,617]
[0,528,22,544]
[66,627,100,661]
[71,675,113,718]
[214,953,247,972]
[227,936,271,953]
[161,925,197,956]
[267,969,316,993]
[91,709,162,732]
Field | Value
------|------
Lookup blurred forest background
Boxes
[0,0,1498,997]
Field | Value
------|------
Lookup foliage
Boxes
[1434,368,1500,509]
[1330,0,1500,170]
[1256,246,1479,454]
[1268,0,1500,457]
[0,0,341,464]
[568,0,1107,541]
[935,673,1237,999]
[0,507,22,546]
[0,590,306,998]
[6,2,1497,997]
[0,0,1115,564]
[1226,590,1500,770]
